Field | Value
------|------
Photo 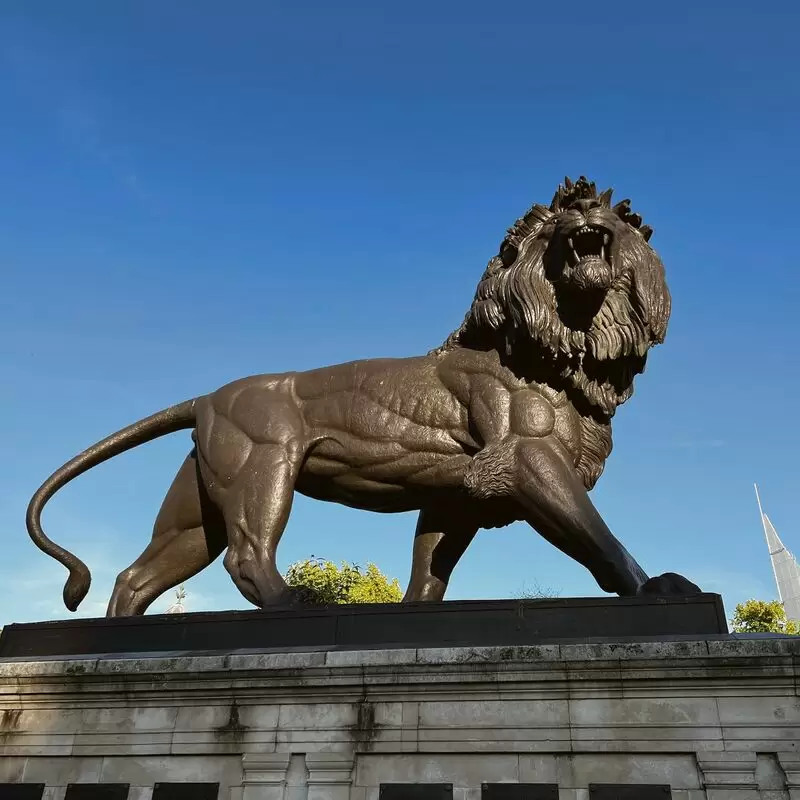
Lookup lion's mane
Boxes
[437,177,671,488]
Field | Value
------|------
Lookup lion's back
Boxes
[294,355,467,437]
[200,355,466,445]
[292,355,429,399]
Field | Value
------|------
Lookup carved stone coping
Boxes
[242,753,291,785]
[777,754,800,800]
[306,753,355,800]
[698,753,759,799]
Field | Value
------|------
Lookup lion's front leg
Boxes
[472,437,650,596]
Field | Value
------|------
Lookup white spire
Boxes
[755,485,800,623]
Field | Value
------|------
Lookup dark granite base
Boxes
[0,594,727,659]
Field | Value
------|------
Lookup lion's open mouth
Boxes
[562,224,614,291]
[567,225,612,268]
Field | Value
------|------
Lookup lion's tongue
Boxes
[573,259,612,291]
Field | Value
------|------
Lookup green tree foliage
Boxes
[284,558,403,605]
[731,599,799,634]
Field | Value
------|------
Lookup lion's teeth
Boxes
[603,233,610,245]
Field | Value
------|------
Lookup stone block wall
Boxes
[0,638,799,799]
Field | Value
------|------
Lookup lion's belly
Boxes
[296,441,472,512]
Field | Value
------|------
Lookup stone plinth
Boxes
[1,636,799,799]
[0,595,728,658]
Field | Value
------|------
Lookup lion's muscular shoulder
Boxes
[434,347,522,403]
[434,347,583,457]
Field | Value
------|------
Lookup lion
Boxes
[27,176,700,617]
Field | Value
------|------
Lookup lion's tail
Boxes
[26,399,199,612]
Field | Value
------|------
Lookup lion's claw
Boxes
[637,572,702,596]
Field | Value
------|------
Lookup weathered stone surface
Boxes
[97,755,242,785]
[561,753,702,789]
[22,756,102,784]
[0,756,26,783]
[0,637,798,797]
[419,699,569,730]
[355,753,520,786]
[126,790,154,800]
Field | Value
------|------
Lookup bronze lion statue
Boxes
[27,176,700,616]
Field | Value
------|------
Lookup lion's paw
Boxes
[280,585,327,607]
[256,586,322,609]
[637,572,702,596]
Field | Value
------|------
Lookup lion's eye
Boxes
[500,243,518,267]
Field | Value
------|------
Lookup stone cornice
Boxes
[0,638,797,706]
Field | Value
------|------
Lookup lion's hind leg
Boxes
[403,504,478,602]
[219,439,307,609]
[106,450,227,617]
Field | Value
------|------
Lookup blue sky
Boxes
[1,1,799,624]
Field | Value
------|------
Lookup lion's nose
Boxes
[568,198,602,214]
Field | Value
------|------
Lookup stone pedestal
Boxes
[1,635,799,799]
[0,595,728,658]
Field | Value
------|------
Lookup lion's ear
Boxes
[614,198,653,241]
